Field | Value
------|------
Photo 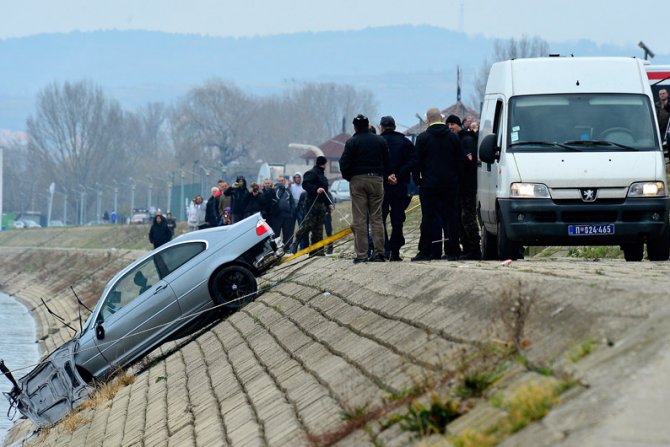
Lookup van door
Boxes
[478,97,505,230]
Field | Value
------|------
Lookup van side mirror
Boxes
[479,134,500,164]
[95,322,105,340]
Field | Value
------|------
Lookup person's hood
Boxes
[426,123,450,137]
[294,171,302,178]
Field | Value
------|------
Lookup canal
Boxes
[0,292,39,443]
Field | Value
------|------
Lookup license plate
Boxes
[568,224,615,236]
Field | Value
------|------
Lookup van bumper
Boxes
[498,197,670,245]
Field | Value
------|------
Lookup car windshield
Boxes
[507,93,659,152]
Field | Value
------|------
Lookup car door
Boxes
[93,255,180,370]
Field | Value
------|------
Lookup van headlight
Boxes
[510,183,551,198]
[628,182,665,197]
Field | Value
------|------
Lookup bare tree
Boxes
[472,36,550,108]
[171,80,256,167]
[27,80,125,217]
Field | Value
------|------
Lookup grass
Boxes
[397,392,462,436]
[451,379,567,446]
[567,339,595,363]
[568,246,623,259]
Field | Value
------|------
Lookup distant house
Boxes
[298,132,351,182]
[405,101,480,141]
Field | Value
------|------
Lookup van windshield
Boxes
[507,93,659,152]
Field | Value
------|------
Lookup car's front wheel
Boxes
[211,265,258,309]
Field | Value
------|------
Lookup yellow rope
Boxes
[280,196,421,264]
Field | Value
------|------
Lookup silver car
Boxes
[2,213,283,427]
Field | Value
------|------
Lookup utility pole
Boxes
[147,176,153,209]
[130,177,136,217]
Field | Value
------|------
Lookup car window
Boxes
[100,257,161,320]
[159,242,206,275]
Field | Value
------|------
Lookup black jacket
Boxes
[271,187,295,216]
[380,130,416,184]
[413,123,462,192]
[339,129,390,181]
[149,217,172,248]
[224,181,249,216]
[458,129,478,191]
[244,191,265,217]
[302,164,330,206]
[205,194,221,227]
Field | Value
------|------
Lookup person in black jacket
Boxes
[379,115,416,261]
[446,114,481,260]
[292,156,333,256]
[340,114,390,263]
[205,186,221,228]
[224,175,249,223]
[412,108,463,261]
[270,177,295,245]
[244,182,265,218]
[148,213,172,249]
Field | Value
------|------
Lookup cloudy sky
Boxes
[1,0,668,54]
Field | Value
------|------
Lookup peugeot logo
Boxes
[580,189,597,202]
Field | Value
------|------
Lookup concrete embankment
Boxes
[1,241,670,446]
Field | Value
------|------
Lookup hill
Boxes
[1,26,666,132]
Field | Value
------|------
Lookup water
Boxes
[0,292,39,444]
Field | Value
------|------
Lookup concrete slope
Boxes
[1,243,670,446]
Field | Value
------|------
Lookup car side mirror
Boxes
[95,322,105,340]
[479,134,500,164]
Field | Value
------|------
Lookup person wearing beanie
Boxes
[411,107,463,262]
[447,115,481,260]
[340,114,391,264]
[292,156,333,256]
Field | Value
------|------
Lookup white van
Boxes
[477,57,669,262]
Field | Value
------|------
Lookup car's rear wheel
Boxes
[211,265,258,309]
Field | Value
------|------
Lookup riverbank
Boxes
[2,225,670,445]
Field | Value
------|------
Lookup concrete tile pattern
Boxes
[2,233,670,446]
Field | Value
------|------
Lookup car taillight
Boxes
[256,220,271,236]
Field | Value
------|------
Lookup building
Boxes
[296,132,351,183]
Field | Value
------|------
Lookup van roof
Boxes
[486,57,649,97]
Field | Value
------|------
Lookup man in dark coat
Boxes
[205,186,221,228]
[149,213,171,249]
[340,114,390,263]
[224,176,249,223]
[379,115,415,261]
[412,107,463,261]
[270,177,295,245]
[293,156,332,256]
[446,114,481,260]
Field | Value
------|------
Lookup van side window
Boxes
[493,100,503,135]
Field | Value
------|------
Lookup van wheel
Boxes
[647,225,670,261]
[497,218,523,260]
[211,265,258,309]
[622,243,644,262]
[481,222,497,260]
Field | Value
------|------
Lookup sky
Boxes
[1,0,669,55]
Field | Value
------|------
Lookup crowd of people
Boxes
[340,111,480,264]
[148,109,482,261]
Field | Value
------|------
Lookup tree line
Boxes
[3,35,548,223]
[3,79,377,221]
